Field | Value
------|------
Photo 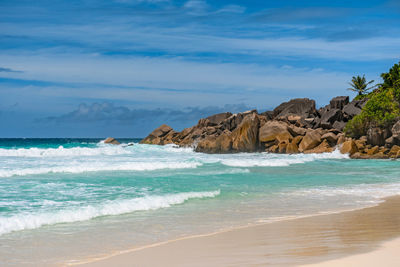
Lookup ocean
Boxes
[1,138,400,265]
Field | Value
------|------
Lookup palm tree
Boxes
[347,75,376,96]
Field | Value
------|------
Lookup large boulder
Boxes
[332,121,346,131]
[140,124,174,145]
[299,130,322,152]
[205,112,233,126]
[343,102,362,117]
[259,121,291,143]
[196,130,234,153]
[340,140,358,155]
[104,137,120,145]
[273,98,316,118]
[231,113,260,152]
[288,125,307,136]
[321,132,338,146]
[195,135,218,153]
[367,127,390,146]
[305,139,333,154]
[319,108,343,129]
[392,120,400,137]
[330,96,349,110]
[286,142,299,154]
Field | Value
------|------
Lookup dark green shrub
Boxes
[345,61,400,137]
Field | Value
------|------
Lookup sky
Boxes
[0,0,399,137]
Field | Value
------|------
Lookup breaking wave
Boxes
[0,162,203,177]
[0,190,220,236]
[218,149,349,167]
[0,145,130,157]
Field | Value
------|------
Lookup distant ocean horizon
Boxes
[1,138,400,265]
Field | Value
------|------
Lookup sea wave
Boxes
[0,190,220,236]
[219,149,348,167]
[0,145,130,157]
[281,183,400,199]
[0,162,203,177]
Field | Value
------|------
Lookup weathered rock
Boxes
[196,130,234,153]
[278,143,287,153]
[389,145,400,157]
[259,121,290,143]
[379,146,389,154]
[350,152,369,159]
[319,108,343,129]
[162,130,178,145]
[321,132,338,145]
[273,98,317,118]
[367,127,390,146]
[366,146,379,155]
[292,135,303,145]
[140,124,174,144]
[305,140,333,154]
[337,133,346,145]
[195,135,218,153]
[354,139,366,151]
[385,135,400,147]
[275,132,293,144]
[370,152,389,159]
[391,120,400,139]
[340,140,358,155]
[260,110,274,120]
[330,96,349,110]
[299,130,322,152]
[343,102,362,117]
[103,137,120,145]
[206,112,233,126]
[332,121,346,131]
[286,142,299,154]
[267,144,279,153]
[360,136,367,142]
[287,115,302,124]
[231,113,260,152]
[288,125,307,136]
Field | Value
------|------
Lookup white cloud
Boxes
[0,52,356,109]
[217,5,246,14]
[1,20,399,61]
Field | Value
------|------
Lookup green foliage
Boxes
[344,113,367,138]
[363,87,400,126]
[381,62,400,90]
[347,75,376,96]
[345,61,400,138]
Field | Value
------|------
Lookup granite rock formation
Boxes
[140,96,400,159]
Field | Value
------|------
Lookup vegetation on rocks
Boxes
[345,62,400,138]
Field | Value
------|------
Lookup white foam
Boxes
[282,183,400,199]
[0,144,349,178]
[0,162,203,177]
[0,190,220,236]
[219,149,348,167]
[0,145,130,157]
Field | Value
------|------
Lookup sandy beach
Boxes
[73,196,400,266]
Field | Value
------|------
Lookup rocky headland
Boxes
[140,95,400,159]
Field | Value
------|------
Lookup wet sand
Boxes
[75,196,400,267]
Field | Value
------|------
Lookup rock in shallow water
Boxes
[104,137,120,145]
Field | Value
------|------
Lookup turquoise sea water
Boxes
[1,138,400,265]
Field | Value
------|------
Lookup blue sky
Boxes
[0,0,399,137]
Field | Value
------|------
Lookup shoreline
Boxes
[72,196,400,267]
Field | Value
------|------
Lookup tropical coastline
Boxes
[2,0,400,266]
